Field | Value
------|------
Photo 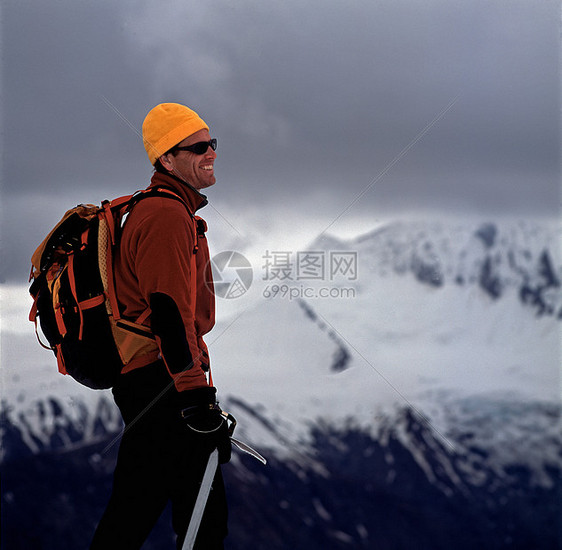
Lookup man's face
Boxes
[163,128,217,190]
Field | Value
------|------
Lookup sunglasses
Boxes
[174,138,217,155]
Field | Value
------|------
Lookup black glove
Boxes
[178,387,232,464]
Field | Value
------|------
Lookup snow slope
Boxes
[2,218,560,463]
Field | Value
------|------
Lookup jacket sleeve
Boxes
[129,197,208,391]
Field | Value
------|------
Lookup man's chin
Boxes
[201,179,216,189]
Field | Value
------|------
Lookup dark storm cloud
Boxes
[2,1,152,196]
[1,0,560,281]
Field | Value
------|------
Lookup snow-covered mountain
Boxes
[2,218,560,549]
[310,219,562,315]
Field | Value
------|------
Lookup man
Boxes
[90,103,230,549]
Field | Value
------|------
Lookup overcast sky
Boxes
[1,0,560,283]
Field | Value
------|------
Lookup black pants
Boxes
[90,362,228,549]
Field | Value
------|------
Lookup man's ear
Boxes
[159,153,174,171]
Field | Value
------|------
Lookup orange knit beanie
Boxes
[142,103,209,165]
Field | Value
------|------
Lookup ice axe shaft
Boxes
[181,448,219,550]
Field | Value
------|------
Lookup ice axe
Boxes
[181,412,266,550]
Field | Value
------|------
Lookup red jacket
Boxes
[114,171,215,392]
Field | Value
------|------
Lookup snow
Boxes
[2,218,560,469]
[1,284,114,442]
[208,276,560,445]
[209,219,561,463]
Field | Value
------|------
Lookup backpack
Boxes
[28,188,195,389]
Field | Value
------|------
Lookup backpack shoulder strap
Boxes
[102,186,199,321]
[126,187,195,218]
[125,188,200,254]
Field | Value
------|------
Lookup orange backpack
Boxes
[29,188,193,389]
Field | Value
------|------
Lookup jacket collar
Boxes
[148,171,208,213]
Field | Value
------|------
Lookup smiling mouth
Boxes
[201,165,214,171]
